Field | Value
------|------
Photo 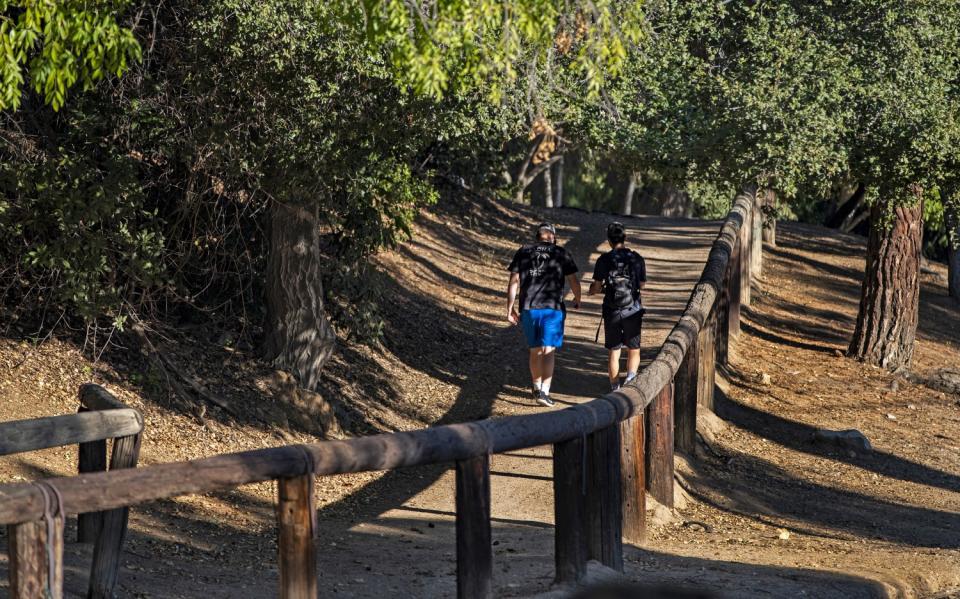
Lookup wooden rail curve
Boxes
[0,189,760,599]
[1,384,144,599]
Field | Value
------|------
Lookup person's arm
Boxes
[636,255,647,292]
[589,255,606,295]
[507,272,520,325]
[567,273,581,308]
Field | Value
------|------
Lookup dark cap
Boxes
[607,221,626,241]
[535,222,557,238]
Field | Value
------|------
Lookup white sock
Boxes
[533,380,542,391]
[625,371,637,384]
[541,380,551,395]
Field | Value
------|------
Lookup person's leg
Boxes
[623,312,643,384]
[529,347,543,390]
[625,348,641,382]
[607,347,622,387]
[521,310,544,394]
[604,311,625,389]
[537,309,563,398]
[540,346,556,395]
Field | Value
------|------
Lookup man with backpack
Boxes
[506,222,581,407]
[589,222,647,391]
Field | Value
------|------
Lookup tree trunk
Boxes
[946,196,959,303]
[761,189,776,246]
[825,182,863,229]
[623,172,640,216]
[543,163,554,208]
[263,200,336,390]
[554,157,564,208]
[849,200,923,370]
[950,246,960,302]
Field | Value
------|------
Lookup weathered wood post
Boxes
[698,307,718,413]
[740,202,752,307]
[8,515,63,599]
[716,254,731,367]
[277,474,317,599]
[673,327,699,455]
[620,413,645,544]
[644,384,674,508]
[87,433,141,599]
[554,436,587,583]
[455,454,493,599]
[752,193,764,281]
[728,235,742,346]
[77,411,107,544]
[585,426,623,572]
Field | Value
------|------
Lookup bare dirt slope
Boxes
[2,201,959,598]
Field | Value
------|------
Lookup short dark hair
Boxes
[607,222,626,244]
[535,222,557,240]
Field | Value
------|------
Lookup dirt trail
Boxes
[3,203,960,598]
[300,214,720,598]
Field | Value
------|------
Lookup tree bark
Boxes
[761,189,777,246]
[543,162,554,208]
[514,154,560,204]
[849,200,923,370]
[623,172,640,216]
[950,246,959,302]
[946,196,959,303]
[263,200,336,390]
[554,157,564,208]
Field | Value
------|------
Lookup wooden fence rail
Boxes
[0,189,761,598]
[1,383,143,599]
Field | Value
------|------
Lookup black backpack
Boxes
[605,251,637,309]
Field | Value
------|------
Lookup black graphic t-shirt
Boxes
[507,243,579,311]
[592,248,647,316]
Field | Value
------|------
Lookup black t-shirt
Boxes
[592,247,647,315]
[507,242,579,311]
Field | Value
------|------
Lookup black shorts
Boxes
[603,309,643,350]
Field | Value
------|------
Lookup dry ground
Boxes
[1,198,959,598]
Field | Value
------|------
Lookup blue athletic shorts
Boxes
[521,309,565,348]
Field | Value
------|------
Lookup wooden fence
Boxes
[0,384,144,599]
[0,189,760,599]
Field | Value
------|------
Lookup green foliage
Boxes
[0,103,164,322]
[0,0,140,110]
[335,0,645,100]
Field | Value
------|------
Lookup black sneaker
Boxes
[531,385,541,400]
[537,391,555,407]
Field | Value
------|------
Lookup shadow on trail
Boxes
[0,479,898,598]
[714,386,960,495]
[682,423,960,550]
[312,206,717,527]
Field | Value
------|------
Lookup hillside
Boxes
[1,198,960,598]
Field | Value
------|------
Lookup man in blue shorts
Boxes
[589,222,647,391]
[506,222,581,407]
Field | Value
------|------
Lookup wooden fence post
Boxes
[620,414,645,545]
[8,516,63,599]
[277,474,317,599]
[645,384,674,508]
[698,308,718,413]
[585,426,623,572]
[553,437,587,584]
[716,257,731,367]
[77,409,107,543]
[456,454,492,599]
[740,207,752,307]
[752,194,764,281]
[729,236,742,345]
[673,329,699,455]
[87,433,141,599]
